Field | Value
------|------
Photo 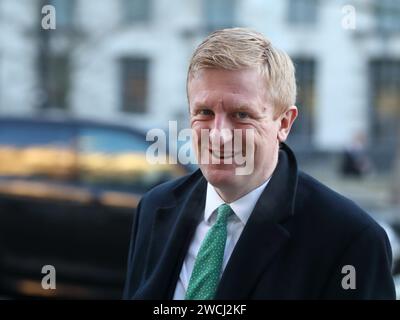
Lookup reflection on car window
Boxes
[77,127,186,192]
[79,127,149,154]
[0,122,76,181]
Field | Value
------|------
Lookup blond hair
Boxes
[187,28,296,117]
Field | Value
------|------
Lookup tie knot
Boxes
[216,204,233,224]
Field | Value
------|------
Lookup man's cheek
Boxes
[233,129,255,175]
[191,129,210,165]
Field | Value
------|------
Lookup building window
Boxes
[288,0,318,25]
[120,58,149,114]
[375,0,400,34]
[49,0,75,29]
[47,55,70,109]
[204,0,236,32]
[121,0,150,24]
[289,58,316,146]
[370,59,400,144]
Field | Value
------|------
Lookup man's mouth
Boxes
[208,149,239,159]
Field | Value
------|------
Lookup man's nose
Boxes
[209,114,233,146]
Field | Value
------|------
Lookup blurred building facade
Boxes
[0,0,399,165]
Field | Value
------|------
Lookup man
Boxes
[123,28,395,299]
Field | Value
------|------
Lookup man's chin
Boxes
[200,165,239,189]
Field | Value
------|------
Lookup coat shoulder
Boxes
[295,171,386,241]
[140,169,202,208]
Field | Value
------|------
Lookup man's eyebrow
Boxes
[192,100,213,109]
[191,101,256,112]
[236,105,252,110]
[190,103,212,114]
[229,105,254,112]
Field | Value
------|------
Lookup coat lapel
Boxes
[215,143,298,299]
[134,174,207,299]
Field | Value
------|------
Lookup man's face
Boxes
[188,68,283,197]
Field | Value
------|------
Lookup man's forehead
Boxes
[190,90,258,108]
[188,71,268,107]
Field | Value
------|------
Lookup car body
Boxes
[0,116,191,299]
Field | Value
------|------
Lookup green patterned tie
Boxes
[185,203,233,300]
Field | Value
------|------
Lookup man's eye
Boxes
[234,112,249,119]
[199,109,213,116]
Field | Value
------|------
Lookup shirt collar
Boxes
[204,178,271,225]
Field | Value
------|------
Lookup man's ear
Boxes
[277,106,298,142]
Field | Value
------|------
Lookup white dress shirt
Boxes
[173,178,271,300]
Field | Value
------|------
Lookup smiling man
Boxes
[123,28,395,300]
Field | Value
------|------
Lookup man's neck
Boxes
[215,164,277,203]
[214,179,266,203]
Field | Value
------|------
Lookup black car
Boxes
[0,117,190,299]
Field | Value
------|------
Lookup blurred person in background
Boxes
[123,28,395,300]
[341,132,372,178]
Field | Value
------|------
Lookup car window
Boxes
[0,122,76,181]
[78,127,149,154]
[77,127,186,192]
